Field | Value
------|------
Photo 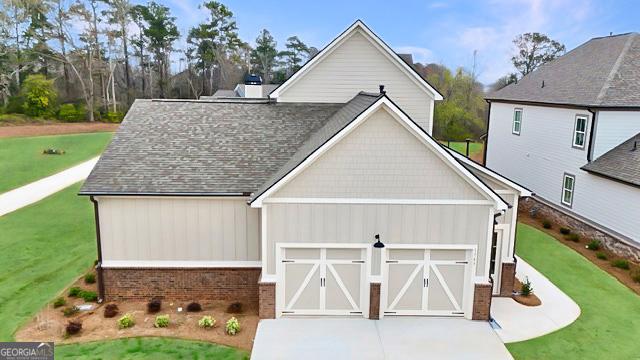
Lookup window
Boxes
[573,115,588,148]
[561,174,575,207]
[512,108,522,135]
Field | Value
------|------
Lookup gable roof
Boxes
[250,94,508,211]
[581,132,640,187]
[269,20,443,101]
[487,32,640,108]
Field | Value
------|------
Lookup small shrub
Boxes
[226,302,243,314]
[84,273,96,284]
[520,277,533,296]
[541,219,552,229]
[80,290,98,302]
[62,306,79,317]
[559,227,571,235]
[566,233,580,242]
[68,287,82,297]
[611,259,630,270]
[43,148,65,155]
[225,317,240,335]
[105,111,125,123]
[57,103,86,122]
[104,304,119,318]
[154,315,170,328]
[631,270,640,284]
[596,252,607,260]
[65,321,82,335]
[117,313,135,329]
[198,315,216,329]
[53,297,66,308]
[186,302,202,312]
[147,298,162,313]
[586,240,601,251]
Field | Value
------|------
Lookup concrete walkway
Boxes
[491,256,581,343]
[252,317,512,360]
[0,157,98,217]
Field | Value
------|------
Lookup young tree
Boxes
[279,36,310,73]
[101,0,132,105]
[512,33,565,76]
[250,29,278,83]
[51,0,72,98]
[129,4,148,96]
[489,73,518,92]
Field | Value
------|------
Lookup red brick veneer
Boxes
[472,282,493,320]
[258,281,276,319]
[499,262,516,297]
[369,282,381,320]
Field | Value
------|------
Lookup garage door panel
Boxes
[430,249,467,261]
[326,248,363,260]
[427,265,465,312]
[393,267,424,311]
[286,248,320,260]
[388,249,425,261]
[284,263,320,310]
[325,264,361,311]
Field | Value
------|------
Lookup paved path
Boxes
[0,157,98,216]
[491,256,581,343]
[252,317,512,360]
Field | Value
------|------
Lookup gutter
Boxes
[586,108,597,162]
[483,100,492,165]
[90,196,105,302]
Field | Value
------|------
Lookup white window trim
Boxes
[561,173,575,207]
[512,108,522,135]
[572,115,588,149]
[101,260,262,268]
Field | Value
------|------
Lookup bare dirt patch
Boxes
[15,276,257,352]
[0,122,118,138]
[512,278,542,306]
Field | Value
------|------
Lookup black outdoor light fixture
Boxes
[373,234,385,248]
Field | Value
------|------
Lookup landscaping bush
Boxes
[520,277,533,296]
[186,302,202,312]
[65,321,82,336]
[53,297,66,308]
[596,252,608,260]
[68,287,82,297]
[5,95,25,114]
[586,240,601,251]
[154,315,170,328]
[105,111,125,123]
[541,219,552,229]
[117,314,135,329]
[226,302,243,314]
[225,317,240,335]
[79,290,98,302]
[57,103,87,122]
[198,315,216,329]
[84,273,96,284]
[104,304,119,318]
[147,298,162,313]
[611,259,630,270]
[559,227,571,235]
[62,306,79,317]
[566,233,580,242]
[20,75,56,117]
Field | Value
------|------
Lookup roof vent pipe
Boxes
[633,140,637,151]
[379,85,386,95]
[541,80,545,88]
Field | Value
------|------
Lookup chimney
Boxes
[379,84,386,95]
[244,74,263,98]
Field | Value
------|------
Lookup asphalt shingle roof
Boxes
[80,99,345,195]
[581,132,640,187]
[487,32,640,107]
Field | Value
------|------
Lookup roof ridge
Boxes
[590,32,638,41]
[595,33,637,105]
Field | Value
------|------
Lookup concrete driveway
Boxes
[251,317,512,360]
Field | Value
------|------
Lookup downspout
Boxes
[483,100,492,165]
[90,196,105,302]
[489,211,503,285]
[586,108,597,162]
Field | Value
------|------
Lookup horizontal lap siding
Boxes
[277,31,434,132]
[593,111,640,159]
[98,197,260,262]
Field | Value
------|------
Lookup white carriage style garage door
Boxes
[382,245,474,317]
[276,244,371,317]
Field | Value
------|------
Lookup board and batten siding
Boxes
[486,102,640,246]
[276,30,435,132]
[592,110,640,159]
[273,108,485,200]
[97,197,260,263]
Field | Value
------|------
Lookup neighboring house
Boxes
[207,74,279,99]
[485,32,640,261]
[81,20,530,321]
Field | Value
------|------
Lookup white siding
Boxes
[98,197,260,262]
[274,108,485,200]
[486,102,640,245]
[276,30,435,132]
[592,110,640,159]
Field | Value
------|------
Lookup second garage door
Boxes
[381,246,474,317]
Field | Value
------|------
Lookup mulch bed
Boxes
[520,211,640,296]
[0,122,118,138]
[512,278,542,306]
[15,273,258,352]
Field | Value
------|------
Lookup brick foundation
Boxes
[259,281,276,319]
[520,197,640,262]
[499,262,516,297]
[472,283,492,320]
[101,267,261,305]
[369,282,381,320]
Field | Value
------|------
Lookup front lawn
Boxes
[55,337,249,360]
[0,183,96,340]
[0,132,112,193]
[509,223,640,359]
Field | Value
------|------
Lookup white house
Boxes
[81,20,530,321]
[485,32,640,261]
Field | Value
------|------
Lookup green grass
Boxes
[509,223,640,359]
[441,141,483,158]
[55,337,249,359]
[0,183,96,340]
[0,132,112,193]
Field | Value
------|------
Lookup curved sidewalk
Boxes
[490,256,581,343]
[0,157,98,217]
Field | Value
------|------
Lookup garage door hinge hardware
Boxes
[455,261,468,264]
[281,311,294,314]
[281,260,295,263]
[350,311,363,314]
[384,311,397,314]
[386,260,399,263]
[424,278,428,287]
[352,260,365,263]
[452,312,464,315]
[320,278,326,287]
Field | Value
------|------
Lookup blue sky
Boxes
[160,0,639,84]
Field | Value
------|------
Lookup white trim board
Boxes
[101,260,262,268]
[264,198,495,205]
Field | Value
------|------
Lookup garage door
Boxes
[276,244,370,317]
[382,246,473,317]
